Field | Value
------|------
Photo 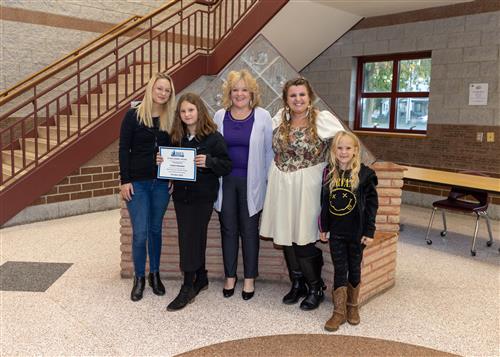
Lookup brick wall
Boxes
[31,164,120,206]
[120,161,404,304]
[26,139,120,206]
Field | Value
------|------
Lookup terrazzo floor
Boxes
[1,204,499,356]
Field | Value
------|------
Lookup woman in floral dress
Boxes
[260,77,344,311]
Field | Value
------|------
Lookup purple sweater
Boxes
[223,110,255,177]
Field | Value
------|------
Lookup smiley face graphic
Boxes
[329,188,357,216]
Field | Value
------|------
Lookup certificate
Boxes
[157,146,196,181]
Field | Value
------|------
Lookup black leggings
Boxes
[329,236,364,289]
[292,242,321,258]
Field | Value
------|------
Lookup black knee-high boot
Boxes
[282,246,308,304]
[298,251,326,310]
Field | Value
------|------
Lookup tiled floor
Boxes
[1,205,498,356]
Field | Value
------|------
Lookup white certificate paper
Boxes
[157,146,196,181]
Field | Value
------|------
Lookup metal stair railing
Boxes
[0,0,258,187]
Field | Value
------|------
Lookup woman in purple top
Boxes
[214,70,273,300]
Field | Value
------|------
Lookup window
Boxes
[354,52,431,133]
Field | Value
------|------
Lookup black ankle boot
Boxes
[282,271,308,304]
[167,285,196,311]
[193,270,209,295]
[298,252,326,310]
[148,272,165,296]
[131,276,145,302]
[300,281,326,310]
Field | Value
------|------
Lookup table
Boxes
[403,166,500,193]
[402,166,498,255]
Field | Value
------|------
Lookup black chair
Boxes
[424,186,494,256]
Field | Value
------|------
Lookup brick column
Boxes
[120,161,405,304]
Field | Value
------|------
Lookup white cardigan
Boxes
[214,107,274,217]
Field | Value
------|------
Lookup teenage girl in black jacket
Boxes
[318,131,378,332]
[119,72,175,302]
[165,93,231,311]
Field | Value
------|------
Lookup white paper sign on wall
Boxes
[468,83,488,106]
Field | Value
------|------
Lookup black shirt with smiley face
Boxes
[319,164,379,242]
[328,170,357,239]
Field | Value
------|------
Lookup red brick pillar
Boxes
[120,161,405,304]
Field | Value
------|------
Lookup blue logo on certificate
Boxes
[171,150,185,158]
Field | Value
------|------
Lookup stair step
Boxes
[37,125,77,140]
[70,103,106,116]
[88,93,122,107]
[21,137,58,154]
[2,150,36,169]
[2,163,14,180]
[103,82,137,93]
[118,74,151,89]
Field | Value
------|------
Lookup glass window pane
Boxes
[361,98,390,129]
[363,61,393,92]
[398,58,431,92]
[396,98,429,130]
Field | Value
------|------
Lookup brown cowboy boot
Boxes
[346,283,361,325]
[324,286,347,332]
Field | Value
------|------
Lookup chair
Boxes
[424,186,494,256]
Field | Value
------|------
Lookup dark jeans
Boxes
[219,175,260,278]
[126,179,170,277]
[329,235,365,289]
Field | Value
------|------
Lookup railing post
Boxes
[77,60,81,134]
[179,0,184,65]
[33,86,38,164]
[114,38,119,110]
[149,17,153,76]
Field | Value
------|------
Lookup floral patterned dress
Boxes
[260,110,344,246]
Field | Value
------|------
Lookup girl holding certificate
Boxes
[119,72,175,302]
[166,93,232,312]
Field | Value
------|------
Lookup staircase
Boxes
[0,0,288,225]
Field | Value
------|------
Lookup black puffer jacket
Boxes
[172,131,232,204]
[119,108,170,184]
[319,163,378,240]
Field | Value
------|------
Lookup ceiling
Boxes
[315,0,475,17]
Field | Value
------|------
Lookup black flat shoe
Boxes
[222,276,238,298]
[242,290,254,300]
[131,276,145,302]
[148,272,165,296]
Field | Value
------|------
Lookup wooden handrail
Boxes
[0,14,142,102]
[0,0,219,106]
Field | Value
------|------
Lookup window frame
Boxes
[354,51,432,134]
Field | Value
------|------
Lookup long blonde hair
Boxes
[135,72,175,132]
[277,78,319,151]
[221,69,261,109]
[327,131,361,192]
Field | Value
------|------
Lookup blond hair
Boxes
[327,131,361,192]
[277,77,319,151]
[135,72,175,132]
[221,69,260,109]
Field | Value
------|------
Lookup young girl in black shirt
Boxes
[319,131,378,331]
[166,93,231,311]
